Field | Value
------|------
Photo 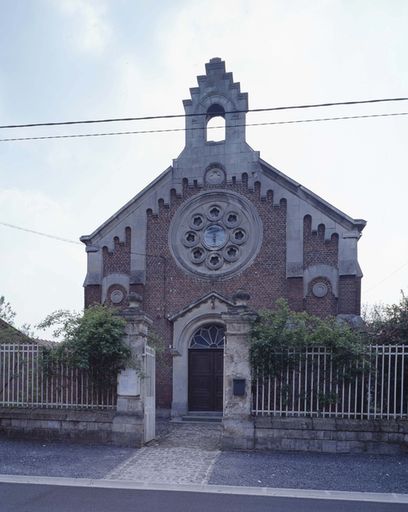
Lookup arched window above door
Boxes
[190,324,225,348]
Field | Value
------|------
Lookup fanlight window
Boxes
[190,324,225,349]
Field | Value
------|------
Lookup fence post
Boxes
[221,290,257,449]
[112,293,153,447]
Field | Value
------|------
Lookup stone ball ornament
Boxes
[169,190,262,279]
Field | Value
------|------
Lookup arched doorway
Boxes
[188,324,224,412]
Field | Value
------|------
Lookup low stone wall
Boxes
[0,407,144,446]
[255,417,408,454]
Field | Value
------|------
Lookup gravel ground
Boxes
[0,438,137,478]
[209,451,408,493]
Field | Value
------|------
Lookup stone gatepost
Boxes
[112,293,152,447]
[221,291,257,450]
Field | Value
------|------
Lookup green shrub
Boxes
[363,292,408,344]
[38,305,130,386]
[250,299,369,379]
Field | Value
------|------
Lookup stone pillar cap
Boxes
[232,289,250,306]
[128,292,143,308]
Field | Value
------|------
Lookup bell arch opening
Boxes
[206,104,225,142]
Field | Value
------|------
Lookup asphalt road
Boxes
[210,451,408,493]
[1,483,407,512]
[0,439,136,478]
[1,438,407,493]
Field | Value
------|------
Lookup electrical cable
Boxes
[0,221,162,258]
[364,260,408,294]
[1,111,407,142]
[1,97,407,130]
[0,222,82,245]
[2,221,408,292]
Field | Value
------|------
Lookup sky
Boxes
[0,0,407,335]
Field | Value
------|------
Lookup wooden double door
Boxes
[188,349,223,411]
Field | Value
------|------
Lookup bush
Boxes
[38,305,131,386]
[250,299,369,378]
[363,292,408,344]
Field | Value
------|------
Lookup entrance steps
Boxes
[175,412,223,423]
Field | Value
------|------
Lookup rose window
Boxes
[185,204,246,270]
[170,190,262,279]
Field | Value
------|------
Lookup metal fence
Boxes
[0,343,117,410]
[253,345,407,419]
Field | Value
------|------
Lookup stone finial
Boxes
[232,289,250,307]
[128,292,143,309]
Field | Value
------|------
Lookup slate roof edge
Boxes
[80,166,173,243]
[259,158,367,232]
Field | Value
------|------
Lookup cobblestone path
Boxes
[106,422,222,485]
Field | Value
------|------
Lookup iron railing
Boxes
[0,343,116,409]
[253,345,407,419]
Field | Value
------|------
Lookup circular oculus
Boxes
[182,231,199,247]
[202,224,227,249]
[206,252,223,270]
[206,204,223,221]
[190,213,206,230]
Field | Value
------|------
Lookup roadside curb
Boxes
[0,474,407,504]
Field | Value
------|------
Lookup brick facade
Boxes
[303,215,339,317]
[338,275,362,315]
[85,177,361,409]
[303,215,338,269]
[144,180,288,321]
[103,226,131,277]
[144,179,289,408]
[81,58,365,414]
[84,284,102,308]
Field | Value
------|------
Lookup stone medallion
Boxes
[110,289,125,304]
[312,282,329,298]
[204,166,225,185]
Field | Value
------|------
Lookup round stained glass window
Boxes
[203,224,227,249]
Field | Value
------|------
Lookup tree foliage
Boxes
[250,299,369,378]
[0,295,34,342]
[38,305,131,386]
[363,292,408,344]
[0,296,16,325]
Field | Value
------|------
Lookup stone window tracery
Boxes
[169,190,263,279]
[190,324,225,349]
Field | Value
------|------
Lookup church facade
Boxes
[81,58,366,417]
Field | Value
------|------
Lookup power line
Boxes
[365,260,408,294]
[0,221,162,258]
[1,97,407,130]
[3,220,408,292]
[0,222,81,245]
[1,111,407,143]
